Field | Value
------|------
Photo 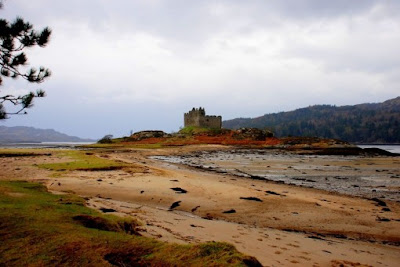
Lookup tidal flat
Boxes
[152,149,400,202]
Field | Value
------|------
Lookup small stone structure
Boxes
[184,107,222,129]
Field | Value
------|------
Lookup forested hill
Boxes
[0,126,95,143]
[223,97,400,144]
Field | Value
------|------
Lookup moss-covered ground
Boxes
[0,148,52,157]
[38,150,130,171]
[0,180,260,266]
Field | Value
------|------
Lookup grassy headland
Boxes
[82,127,397,156]
[83,127,359,154]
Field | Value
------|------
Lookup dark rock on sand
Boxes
[376,216,391,222]
[307,235,326,241]
[170,187,188,194]
[169,201,181,210]
[250,175,266,181]
[332,234,347,239]
[240,197,263,202]
[202,213,214,220]
[265,190,281,196]
[190,224,204,228]
[100,208,117,213]
[191,206,200,212]
[371,197,387,207]
[223,209,236,214]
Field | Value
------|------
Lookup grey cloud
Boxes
[4,1,398,43]
[265,0,379,18]
[1,0,399,138]
[223,0,398,21]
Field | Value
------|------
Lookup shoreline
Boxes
[1,145,400,266]
[0,142,94,149]
[151,148,400,202]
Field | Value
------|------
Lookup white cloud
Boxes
[1,0,399,138]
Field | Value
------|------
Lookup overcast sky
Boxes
[1,0,399,139]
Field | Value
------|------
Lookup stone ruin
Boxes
[184,107,222,129]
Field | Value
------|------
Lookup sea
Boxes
[0,142,94,149]
[1,142,399,153]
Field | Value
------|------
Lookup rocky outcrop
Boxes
[129,130,170,141]
[232,128,274,141]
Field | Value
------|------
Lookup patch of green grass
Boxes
[38,150,130,171]
[179,126,227,136]
[0,181,260,266]
[82,142,167,149]
[80,143,165,149]
[128,143,165,149]
[79,144,124,149]
[179,126,210,135]
[0,148,51,157]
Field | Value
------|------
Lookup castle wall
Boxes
[184,113,200,127]
[184,107,222,129]
[199,116,222,128]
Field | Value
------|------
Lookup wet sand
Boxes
[152,149,400,201]
[1,145,399,266]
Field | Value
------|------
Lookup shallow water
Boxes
[151,149,400,201]
[0,142,93,149]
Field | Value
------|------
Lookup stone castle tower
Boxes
[184,107,222,129]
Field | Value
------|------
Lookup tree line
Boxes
[223,97,400,144]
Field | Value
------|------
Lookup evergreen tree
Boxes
[0,2,51,119]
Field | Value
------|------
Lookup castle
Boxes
[184,107,222,129]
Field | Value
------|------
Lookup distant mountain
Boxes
[223,97,400,144]
[0,126,96,143]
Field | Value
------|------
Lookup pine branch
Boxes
[0,10,51,119]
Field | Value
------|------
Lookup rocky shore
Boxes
[151,148,400,201]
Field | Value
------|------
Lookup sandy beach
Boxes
[1,145,399,266]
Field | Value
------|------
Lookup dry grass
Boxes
[0,180,261,266]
